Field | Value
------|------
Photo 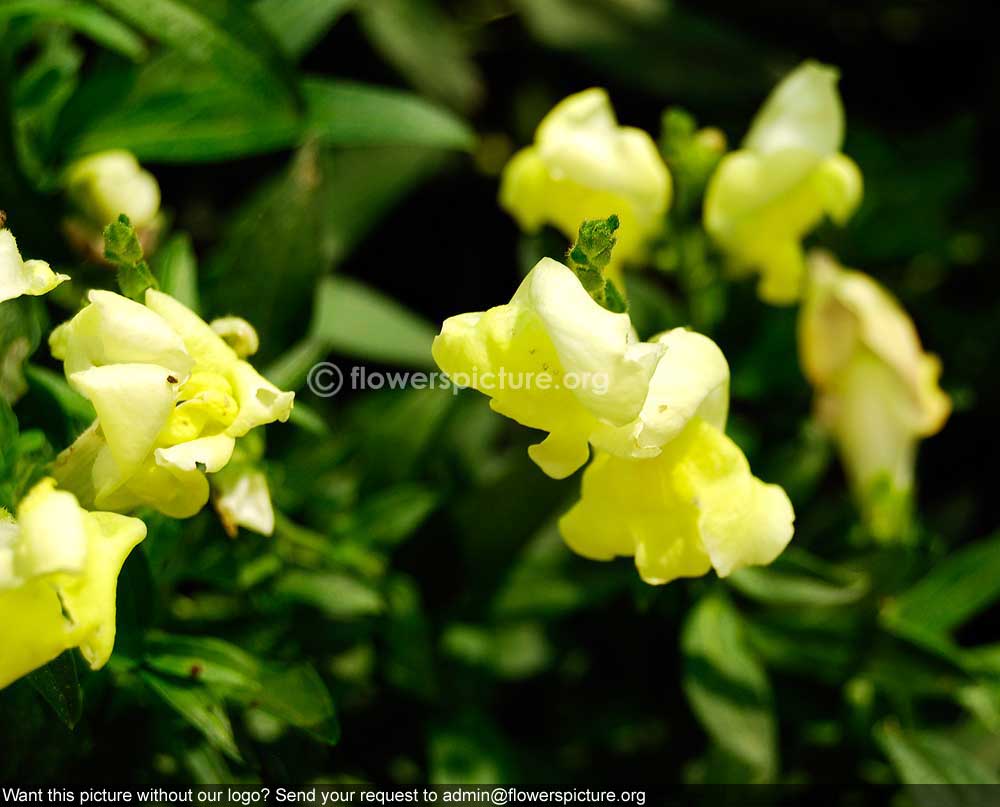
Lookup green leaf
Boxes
[203,144,444,362]
[141,669,241,761]
[442,622,552,680]
[332,484,439,548]
[727,547,870,607]
[301,78,474,152]
[310,275,438,369]
[884,532,1000,636]
[383,575,436,699]
[273,570,383,620]
[0,0,146,60]
[26,652,82,730]
[0,396,18,479]
[92,0,297,102]
[65,72,472,161]
[0,295,43,404]
[357,0,483,113]
[24,364,95,435]
[682,593,778,782]
[876,721,999,785]
[254,0,355,60]
[144,634,338,743]
[153,233,200,313]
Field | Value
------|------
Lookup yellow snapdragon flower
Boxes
[64,150,161,230]
[704,61,862,304]
[433,254,794,583]
[435,256,687,478]
[561,418,794,585]
[0,228,69,304]
[799,251,950,537]
[0,478,146,689]
[50,290,294,518]
[500,89,671,280]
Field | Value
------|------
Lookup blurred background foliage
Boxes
[1,0,999,793]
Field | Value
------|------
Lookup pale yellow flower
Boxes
[64,150,161,229]
[500,88,671,280]
[704,61,862,304]
[0,478,146,689]
[51,290,293,518]
[0,229,69,304]
[799,251,950,536]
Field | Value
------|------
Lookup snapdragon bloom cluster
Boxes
[433,253,795,584]
[0,209,291,689]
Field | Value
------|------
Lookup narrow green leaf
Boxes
[273,570,383,619]
[143,634,339,744]
[727,548,870,607]
[0,0,146,60]
[876,722,999,785]
[358,0,483,113]
[884,532,1000,635]
[682,593,777,782]
[92,0,297,101]
[67,75,472,162]
[26,652,82,729]
[310,275,437,369]
[141,670,242,761]
[253,0,355,60]
[302,78,474,152]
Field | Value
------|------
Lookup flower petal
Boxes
[50,289,192,379]
[559,418,794,585]
[70,363,179,483]
[744,60,844,156]
[0,230,69,304]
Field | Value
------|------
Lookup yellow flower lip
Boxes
[50,288,293,519]
[560,418,795,585]
[499,88,671,274]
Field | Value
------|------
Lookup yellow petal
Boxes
[743,61,845,155]
[559,418,794,585]
[213,469,275,537]
[0,229,69,304]
[57,511,146,669]
[50,289,193,379]
[225,362,294,436]
[70,363,179,485]
[592,327,730,457]
[0,582,77,690]
[210,316,260,358]
[13,478,88,580]
[155,433,236,474]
